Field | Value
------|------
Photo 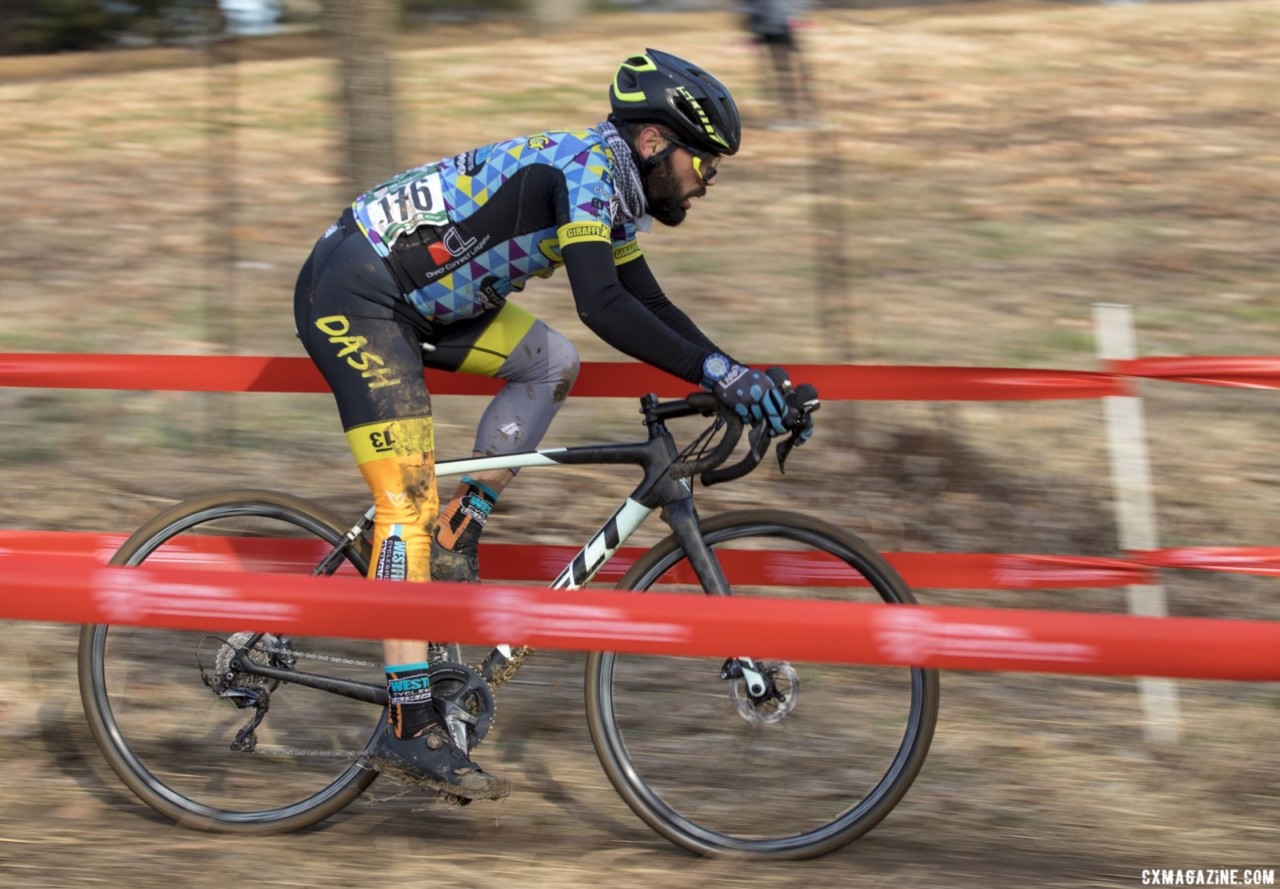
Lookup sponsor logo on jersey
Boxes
[416,231,492,284]
[557,220,611,247]
[477,275,511,310]
[427,226,478,265]
[612,240,642,265]
[454,144,492,175]
[538,237,563,266]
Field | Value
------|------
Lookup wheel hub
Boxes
[209,631,294,697]
[728,660,800,725]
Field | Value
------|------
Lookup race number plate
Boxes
[358,165,448,246]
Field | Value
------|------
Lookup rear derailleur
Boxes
[199,631,297,752]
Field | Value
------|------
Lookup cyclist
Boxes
[293,48,811,803]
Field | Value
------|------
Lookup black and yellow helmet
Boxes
[609,49,741,157]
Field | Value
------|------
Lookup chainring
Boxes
[428,661,496,750]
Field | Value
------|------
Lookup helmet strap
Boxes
[643,143,678,174]
[611,115,677,174]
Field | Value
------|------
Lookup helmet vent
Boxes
[608,48,741,156]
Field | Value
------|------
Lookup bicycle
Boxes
[77,375,940,860]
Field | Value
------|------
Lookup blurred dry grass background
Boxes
[1,1,1278,885]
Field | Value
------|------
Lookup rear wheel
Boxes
[585,509,940,859]
[78,490,384,833]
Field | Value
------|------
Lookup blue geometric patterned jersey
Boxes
[350,126,640,325]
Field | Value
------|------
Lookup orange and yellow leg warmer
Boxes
[345,415,439,584]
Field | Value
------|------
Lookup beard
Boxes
[643,155,705,227]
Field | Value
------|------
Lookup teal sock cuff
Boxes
[460,475,500,504]
[385,662,431,677]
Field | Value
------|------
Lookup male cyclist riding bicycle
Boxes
[293,49,815,803]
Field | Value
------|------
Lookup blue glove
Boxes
[701,353,789,436]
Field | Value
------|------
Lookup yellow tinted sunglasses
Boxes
[667,137,722,183]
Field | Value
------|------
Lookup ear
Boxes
[633,125,667,162]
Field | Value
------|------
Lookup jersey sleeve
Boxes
[557,140,618,227]
[561,240,710,383]
[616,253,724,355]
[611,218,642,268]
[552,134,714,381]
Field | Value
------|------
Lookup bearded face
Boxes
[643,153,706,227]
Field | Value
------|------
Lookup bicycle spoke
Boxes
[587,510,939,859]
[79,492,385,833]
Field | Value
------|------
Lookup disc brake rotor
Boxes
[728,661,800,725]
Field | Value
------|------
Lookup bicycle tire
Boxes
[584,509,940,859]
[78,490,384,834]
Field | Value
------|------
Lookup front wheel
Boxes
[584,509,940,859]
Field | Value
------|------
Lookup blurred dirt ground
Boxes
[1,1,1279,886]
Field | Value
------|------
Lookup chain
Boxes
[246,747,366,759]
[221,640,525,759]
[254,641,381,669]
[246,640,535,687]
[481,645,534,692]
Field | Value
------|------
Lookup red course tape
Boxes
[1,552,1276,680]
[0,531,1162,588]
[8,531,1280,584]
[2,354,1277,681]
[1111,356,1280,390]
[0,354,1132,400]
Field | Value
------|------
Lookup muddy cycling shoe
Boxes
[430,535,480,584]
[366,726,510,801]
